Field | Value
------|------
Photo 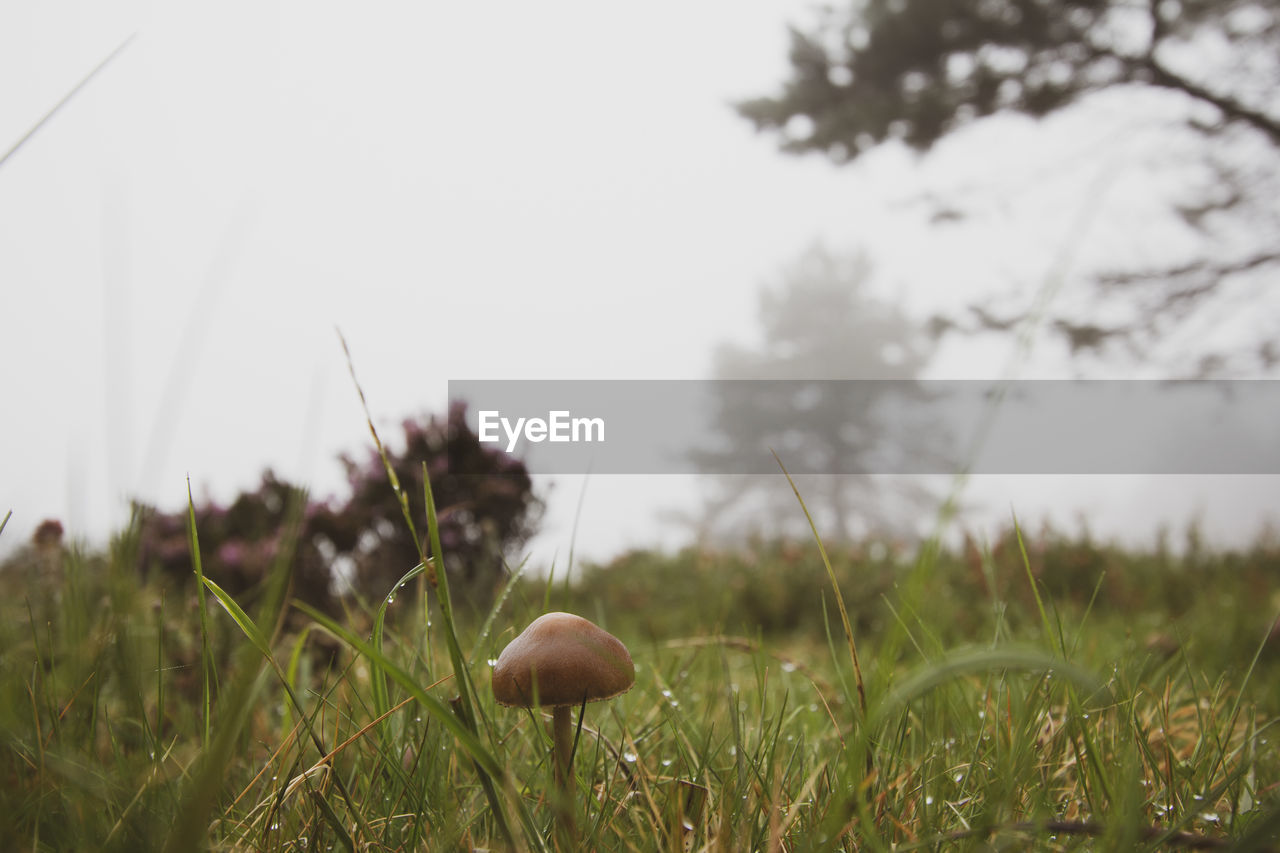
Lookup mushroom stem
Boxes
[552,704,573,794]
[551,705,577,843]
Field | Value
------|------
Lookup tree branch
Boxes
[1143,56,1280,146]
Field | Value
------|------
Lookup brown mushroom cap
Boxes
[491,612,634,708]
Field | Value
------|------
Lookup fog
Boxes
[3,1,1277,569]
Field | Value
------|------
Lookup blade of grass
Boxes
[370,562,429,750]
[187,479,215,748]
[771,450,867,721]
[0,33,136,170]
[870,644,1113,731]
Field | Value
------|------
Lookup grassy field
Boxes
[2,473,1279,853]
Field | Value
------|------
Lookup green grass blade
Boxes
[1013,514,1058,654]
[371,562,429,746]
[771,451,867,720]
[199,576,272,660]
[187,480,215,747]
[310,789,356,853]
[871,644,1112,729]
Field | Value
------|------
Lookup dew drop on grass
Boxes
[781,661,796,673]
[487,658,499,667]
[623,751,637,763]
[661,758,673,767]
[925,796,934,805]
[953,772,963,783]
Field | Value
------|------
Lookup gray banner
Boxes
[446,380,1280,475]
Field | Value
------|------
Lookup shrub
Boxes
[136,402,541,613]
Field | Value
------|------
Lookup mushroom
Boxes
[492,612,634,800]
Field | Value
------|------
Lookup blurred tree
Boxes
[691,245,946,542]
[137,403,541,615]
[738,0,1280,375]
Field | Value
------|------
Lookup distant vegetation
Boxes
[569,527,1280,684]
[128,402,541,621]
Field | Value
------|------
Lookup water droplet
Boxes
[487,658,499,667]
[781,662,797,673]
[623,751,637,763]
[1200,812,1220,823]
[662,689,673,699]
[977,710,985,719]
[661,758,672,767]
[953,772,963,783]
[925,796,934,805]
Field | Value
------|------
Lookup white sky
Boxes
[2,1,1277,568]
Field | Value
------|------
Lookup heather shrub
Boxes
[135,402,541,614]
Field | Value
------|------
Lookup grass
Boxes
[3,425,1279,850]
